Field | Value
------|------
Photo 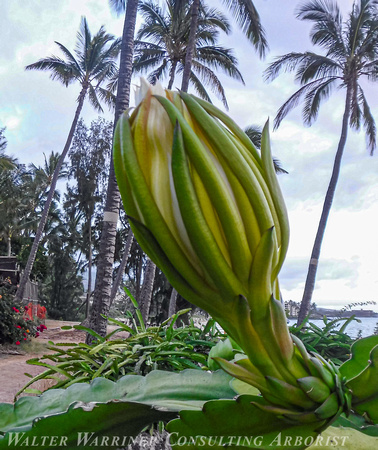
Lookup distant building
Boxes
[0,256,20,285]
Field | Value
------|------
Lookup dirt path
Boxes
[0,320,89,403]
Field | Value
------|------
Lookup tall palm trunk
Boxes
[87,0,139,340]
[297,86,352,325]
[181,0,200,92]
[109,230,134,306]
[86,218,93,318]
[167,60,178,90]
[168,288,178,318]
[140,258,157,324]
[15,84,88,303]
[7,234,11,257]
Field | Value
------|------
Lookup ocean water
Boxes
[287,317,378,339]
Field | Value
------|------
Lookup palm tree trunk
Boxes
[86,219,93,318]
[7,235,11,257]
[15,84,88,303]
[140,258,156,324]
[110,230,134,306]
[87,0,139,341]
[297,87,352,325]
[181,0,200,92]
[168,288,178,318]
[167,60,178,90]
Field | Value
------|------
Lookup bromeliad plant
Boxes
[0,80,377,449]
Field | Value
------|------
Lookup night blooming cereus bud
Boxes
[114,80,350,425]
[114,79,288,316]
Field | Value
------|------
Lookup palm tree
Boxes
[0,128,16,171]
[15,17,121,303]
[87,0,140,340]
[264,0,378,324]
[181,0,268,92]
[133,0,244,108]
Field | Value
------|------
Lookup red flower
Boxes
[16,325,21,329]
[23,338,27,341]
[35,332,39,337]
[15,341,20,345]
[24,306,28,311]
[23,333,27,336]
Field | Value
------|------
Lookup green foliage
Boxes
[340,336,378,423]
[0,370,235,449]
[134,0,244,108]
[289,316,357,365]
[39,232,84,320]
[0,286,38,345]
[16,296,223,397]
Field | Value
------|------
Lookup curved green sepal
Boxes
[340,335,378,381]
[346,344,378,423]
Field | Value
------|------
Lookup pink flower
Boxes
[35,332,39,337]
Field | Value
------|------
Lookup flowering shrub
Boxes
[0,286,39,345]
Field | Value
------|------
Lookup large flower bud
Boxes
[114,80,349,425]
[114,80,288,317]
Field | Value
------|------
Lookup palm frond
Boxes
[75,17,93,64]
[186,70,212,104]
[96,86,116,111]
[87,83,104,113]
[244,125,262,148]
[109,0,126,16]
[190,61,228,109]
[195,46,244,83]
[357,84,376,154]
[296,0,346,57]
[273,77,338,129]
[295,52,342,83]
[264,52,309,82]
[221,0,268,57]
[53,42,81,72]
[25,57,80,86]
[147,60,169,84]
[302,76,339,125]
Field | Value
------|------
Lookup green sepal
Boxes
[171,121,245,300]
[114,109,217,304]
[297,376,332,403]
[126,215,223,317]
[314,393,340,420]
[340,335,378,381]
[265,376,316,409]
[155,94,250,298]
[260,121,289,279]
[346,344,378,423]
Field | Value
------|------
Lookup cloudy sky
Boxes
[1,0,378,311]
